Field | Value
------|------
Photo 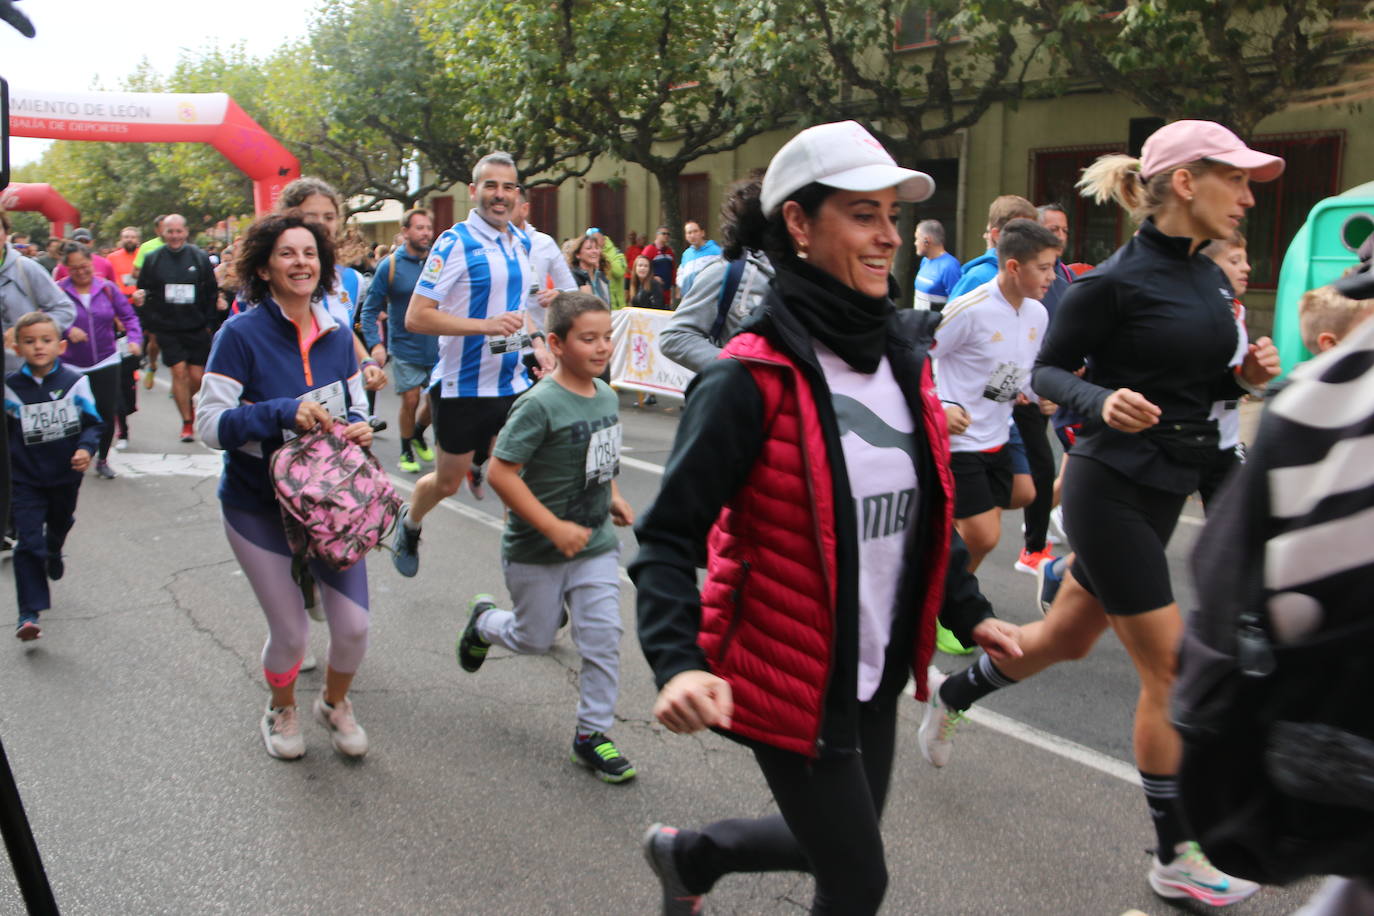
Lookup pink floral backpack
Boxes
[270,420,402,571]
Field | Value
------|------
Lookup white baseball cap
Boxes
[761,121,936,217]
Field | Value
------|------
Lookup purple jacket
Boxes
[58,276,142,369]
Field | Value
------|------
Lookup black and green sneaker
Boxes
[457,594,494,673]
[571,732,637,784]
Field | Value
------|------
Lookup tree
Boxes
[420,0,795,256]
[740,0,1042,304]
[1020,0,1373,139]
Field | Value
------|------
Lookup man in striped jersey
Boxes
[391,151,539,577]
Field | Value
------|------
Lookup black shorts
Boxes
[153,328,212,367]
[950,447,1013,519]
[430,387,516,456]
[1061,454,1186,616]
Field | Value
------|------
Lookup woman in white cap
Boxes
[919,120,1282,906]
[631,120,1023,914]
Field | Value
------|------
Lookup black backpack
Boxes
[1175,343,1374,886]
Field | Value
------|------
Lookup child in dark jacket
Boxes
[3,312,103,639]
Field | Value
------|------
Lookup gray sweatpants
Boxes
[478,548,623,734]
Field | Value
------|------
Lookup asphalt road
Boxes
[0,373,1320,915]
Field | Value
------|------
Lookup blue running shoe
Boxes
[391,505,421,577]
[1036,555,1065,616]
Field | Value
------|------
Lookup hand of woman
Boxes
[1240,336,1280,387]
[969,618,1024,663]
[67,327,89,344]
[363,364,388,391]
[340,420,373,449]
[295,400,332,433]
[1101,388,1160,433]
[653,670,733,734]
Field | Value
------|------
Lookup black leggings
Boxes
[1013,402,1056,552]
[676,694,898,915]
[84,364,120,461]
[1062,454,1186,615]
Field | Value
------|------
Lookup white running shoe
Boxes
[1148,841,1260,907]
[261,705,305,759]
[314,695,368,757]
[300,652,318,672]
[917,665,963,768]
[1049,506,1067,544]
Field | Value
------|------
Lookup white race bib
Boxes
[20,394,80,445]
[584,423,622,486]
[982,361,1026,403]
[165,283,196,305]
[284,381,347,441]
[488,331,531,355]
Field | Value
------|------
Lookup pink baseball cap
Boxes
[762,121,935,217]
[1140,120,1285,182]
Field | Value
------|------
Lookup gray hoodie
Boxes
[658,251,774,374]
[0,244,74,373]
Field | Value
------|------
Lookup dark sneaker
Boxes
[368,416,388,434]
[15,619,41,641]
[457,595,494,673]
[642,823,705,915]
[46,554,64,581]
[571,732,637,784]
[391,505,421,577]
[1036,555,1065,616]
[467,464,486,500]
[94,460,117,480]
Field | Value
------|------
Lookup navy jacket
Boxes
[4,361,102,486]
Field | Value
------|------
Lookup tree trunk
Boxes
[653,165,688,262]
[894,203,918,309]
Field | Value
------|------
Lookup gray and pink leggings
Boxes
[222,505,370,686]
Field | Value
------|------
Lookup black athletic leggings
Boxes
[675,694,898,915]
[83,364,120,461]
[1013,402,1056,552]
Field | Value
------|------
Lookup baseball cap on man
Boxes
[71,227,93,242]
[1333,236,1374,300]
[1140,120,1285,183]
[762,121,935,217]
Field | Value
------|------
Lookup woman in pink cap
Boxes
[632,120,1023,914]
[919,120,1282,906]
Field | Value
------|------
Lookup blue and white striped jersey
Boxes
[417,209,534,398]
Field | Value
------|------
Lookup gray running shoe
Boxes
[391,505,421,577]
[642,824,705,915]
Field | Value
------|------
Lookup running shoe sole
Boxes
[1148,867,1259,906]
[15,622,41,641]
[1034,560,1053,616]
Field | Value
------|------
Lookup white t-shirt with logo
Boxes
[814,343,920,702]
[933,278,1048,452]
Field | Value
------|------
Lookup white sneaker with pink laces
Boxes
[313,695,368,757]
[261,705,305,760]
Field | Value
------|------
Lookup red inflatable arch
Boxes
[0,183,80,238]
[7,88,299,214]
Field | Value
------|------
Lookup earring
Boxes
[796,243,809,260]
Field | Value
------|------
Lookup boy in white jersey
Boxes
[391,152,542,577]
[934,219,1060,571]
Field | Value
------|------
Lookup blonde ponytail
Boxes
[1078,153,1216,224]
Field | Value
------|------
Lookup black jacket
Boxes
[631,265,994,756]
[1033,218,1246,494]
[137,244,218,334]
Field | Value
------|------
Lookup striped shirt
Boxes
[417,208,534,399]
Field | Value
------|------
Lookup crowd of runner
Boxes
[2,114,1372,914]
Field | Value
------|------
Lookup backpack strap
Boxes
[709,258,748,346]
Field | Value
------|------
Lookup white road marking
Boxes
[621,455,665,476]
[964,708,1141,785]
[106,452,224,477]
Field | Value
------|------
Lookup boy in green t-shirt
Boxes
[458,292,637,783]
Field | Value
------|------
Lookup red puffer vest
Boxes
[698,330,955,757]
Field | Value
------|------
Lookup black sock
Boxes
[1140,771,1188,862]
[939,653,1018,711]
[414,422,428,439]
[401,440,415,458]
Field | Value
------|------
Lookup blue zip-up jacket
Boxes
[948,248,999,300]
[196,297,367,514]
[359,249,438,368]
[4,361,102,487]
